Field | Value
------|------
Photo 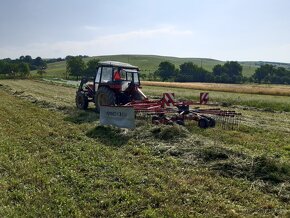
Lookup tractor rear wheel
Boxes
[95,86,116,112]
[76,91,89,110]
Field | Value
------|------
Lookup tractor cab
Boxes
[76,61,147,112]
[94,62,140,92]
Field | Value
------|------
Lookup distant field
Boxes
[141,85,290,112]
[37,55,259,78]
[142,81,290,96]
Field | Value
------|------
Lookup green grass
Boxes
[38,54,259,78]
[0,79,290,216]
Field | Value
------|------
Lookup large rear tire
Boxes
[76,91,89,110]
[95,86,116,112]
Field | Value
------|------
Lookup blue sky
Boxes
[1,0,290,62]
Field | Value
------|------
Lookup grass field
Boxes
[0,79,289,217]
[36,54,259,78]
[142,87,290,113]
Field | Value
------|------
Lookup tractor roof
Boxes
[98,61,139,70]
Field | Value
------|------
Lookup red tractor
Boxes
[76,61,147,112]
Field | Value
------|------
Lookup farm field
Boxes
[141,82,290,112]
[142,81,290,96]
[0,79,289,217]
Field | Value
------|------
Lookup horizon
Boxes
[1,0,290,63]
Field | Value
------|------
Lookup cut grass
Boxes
[1,90,288,217]
[0,79,290,216]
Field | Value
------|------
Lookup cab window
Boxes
[120,69,126,80]
[101,67,112,82]
[126,72,133,81]
[133,73,140,84]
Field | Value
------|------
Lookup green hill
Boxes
[42,54,289,78]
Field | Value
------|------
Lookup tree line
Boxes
[146,61,290,84]
[147,61,244,83]
[251,64,290,84]
[0,55,47,78]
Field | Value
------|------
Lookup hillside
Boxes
[41,55,290,80]
[42,55,261,78]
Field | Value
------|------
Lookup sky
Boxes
[0,0,290,62]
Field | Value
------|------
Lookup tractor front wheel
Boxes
[95,86,116,112]
[76,91,89,110]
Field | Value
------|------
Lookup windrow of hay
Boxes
[0,83,72,112]
[142,81,290,96]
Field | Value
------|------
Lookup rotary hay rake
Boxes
[124,93,241,129]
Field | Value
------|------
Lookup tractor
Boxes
[76,61,147,112]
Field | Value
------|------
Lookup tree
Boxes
[213,64,223,77]
[85,59,99,77]
[140,73,147,80]
[33,57,47,69]
[222,61,243,83]
[65,55,74,60]
[252,64,274,83]
[212,61,243,83]
[18,62,30,78]
[176,62,212,82]
[0,60,5,75]
[155,61,177,81]
[66,56,85,79]
[23,55,33,64]
[4,63,19,78]
[252,65,290,84]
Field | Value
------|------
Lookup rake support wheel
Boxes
[198,118,209,129]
